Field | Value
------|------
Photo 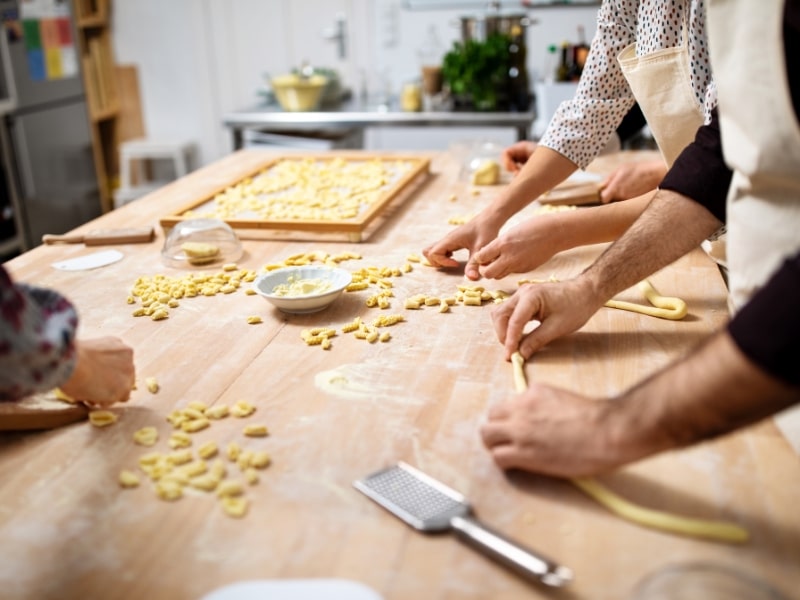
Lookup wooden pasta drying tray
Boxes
[159,153,431,242]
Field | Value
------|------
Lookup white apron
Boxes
[710,0,800,311]
[617,22,704,168]
[709,0,800,452]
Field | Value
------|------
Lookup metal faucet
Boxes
[322,13,347,60]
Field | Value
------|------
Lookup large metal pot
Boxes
[457,13,535,42]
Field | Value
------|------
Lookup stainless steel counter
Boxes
[223,98,535,149]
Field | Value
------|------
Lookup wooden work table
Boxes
[1,150,798,600]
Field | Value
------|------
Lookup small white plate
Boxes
[201,579,383,600]
[51,250,124,271]
[252,266,352,314]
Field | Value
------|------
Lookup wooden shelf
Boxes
[73,0,118,213]
[82,32,117,118]
[74,0,108,23]
[91,105,120,123]
[76,15,107,28]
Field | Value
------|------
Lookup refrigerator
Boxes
[0,0,100,254]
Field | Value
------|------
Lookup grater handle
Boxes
[450,515,573,587]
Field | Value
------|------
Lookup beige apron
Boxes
[709,0,800,452]
[617,22,704,168]
[710,0,800,311]
[616,14,727,264]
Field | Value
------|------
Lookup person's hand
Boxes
[471,215,562,280]
[422,214,503,281]
[491,278,603,360]
[598,159,667,203]
[60,336,135,407]
[501,141,538,175]
[480,382,624,477]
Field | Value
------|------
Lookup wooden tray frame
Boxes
[159,153,431,242]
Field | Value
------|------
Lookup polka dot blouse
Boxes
[540,0,716,169]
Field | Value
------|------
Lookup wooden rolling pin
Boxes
[42,226,155,246]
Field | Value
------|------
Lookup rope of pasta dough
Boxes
[509,351,749,544]
[518,277,687,320]
[604,279,688,320]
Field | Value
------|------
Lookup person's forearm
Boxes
[483,146,578,228]
[581,189,722,301]
[608,331,800,462]
[544,191,655,253]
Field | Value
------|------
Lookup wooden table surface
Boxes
[1,150,798,600]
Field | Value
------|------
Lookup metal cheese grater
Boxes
[353,462,573,588]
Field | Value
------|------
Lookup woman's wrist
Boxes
[473,204,509,238]
[545,210,594,255]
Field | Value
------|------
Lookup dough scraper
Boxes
[353,461,573,588]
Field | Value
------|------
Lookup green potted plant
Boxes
[442,33,512,111]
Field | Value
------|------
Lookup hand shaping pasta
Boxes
[490,352,749,544]
[60,337,135,407]
[501,141,538,175]
[422,214,505,281]
[491,277,602,360]
[598,159,667,203]
[471,217,563,280]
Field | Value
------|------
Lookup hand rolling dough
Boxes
[509,352,748,544]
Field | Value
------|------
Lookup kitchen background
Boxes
[0,0,601,257]
[112,0,600,164]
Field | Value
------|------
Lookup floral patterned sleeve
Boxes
[0,265,78,401]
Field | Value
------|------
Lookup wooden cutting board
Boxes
[0,393,88,431]
[539,171,603,206]
[539,182,601,206]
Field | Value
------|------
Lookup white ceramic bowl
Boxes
[253,266,352,314]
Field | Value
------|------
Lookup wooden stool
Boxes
[115,139,195,207]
